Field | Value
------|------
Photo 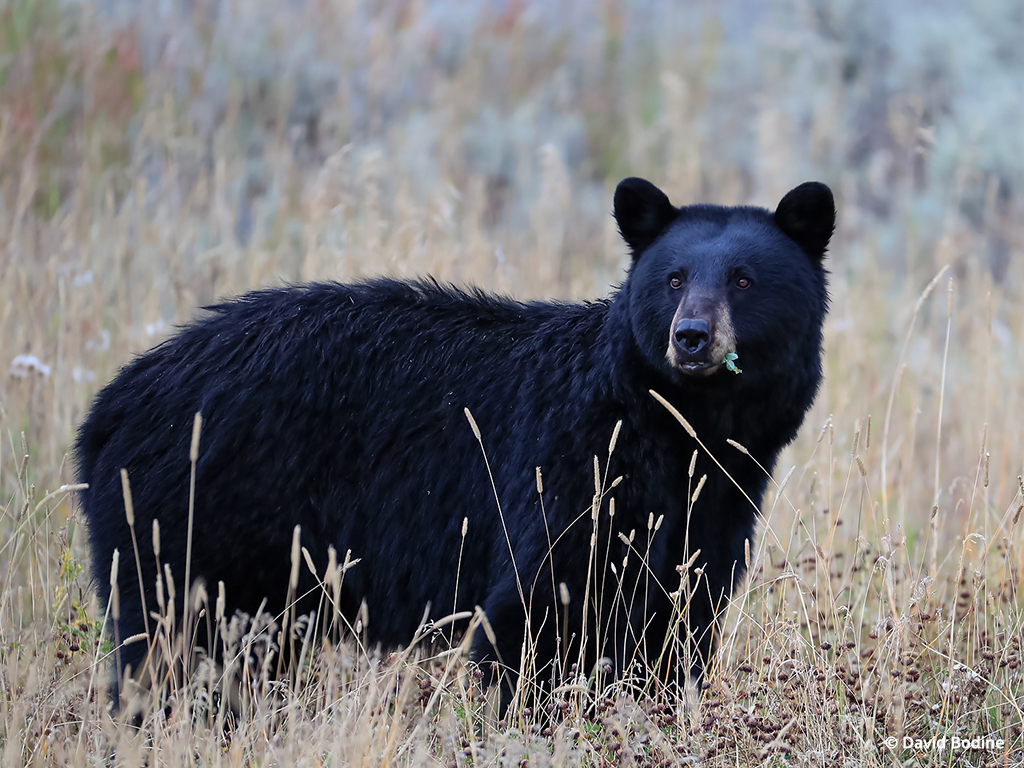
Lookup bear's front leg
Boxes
[470,573,530,717]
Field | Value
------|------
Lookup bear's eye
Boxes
[669,274,684,289]
[735,276,751,290]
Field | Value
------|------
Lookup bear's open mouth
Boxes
[666,344,723,377]
[678,360,720,377]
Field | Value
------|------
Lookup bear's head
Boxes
[614,178,834,384]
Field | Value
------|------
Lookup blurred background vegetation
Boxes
[4,0,1024,288]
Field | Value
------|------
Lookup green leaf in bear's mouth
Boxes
[724,352,742,374]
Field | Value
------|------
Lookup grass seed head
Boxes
[190,412,203,462]
[119,469,134,527]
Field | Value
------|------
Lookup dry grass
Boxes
[1,1,1023,765]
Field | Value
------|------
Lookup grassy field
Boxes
[1,0,1023,765]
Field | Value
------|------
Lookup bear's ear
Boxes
[774,182,835,261]
[614,177,679,258]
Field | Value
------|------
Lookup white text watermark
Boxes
[884,735,1005,753]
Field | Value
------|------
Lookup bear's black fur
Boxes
[76,178,833,709]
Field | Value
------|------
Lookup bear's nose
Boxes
[674,319,710,353]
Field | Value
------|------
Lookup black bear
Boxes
[76,178,833,711]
